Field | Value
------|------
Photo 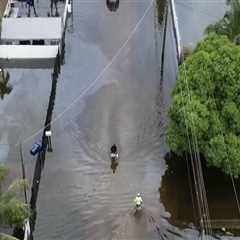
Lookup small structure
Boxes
[1,17,62,45]
[45,130,53,152]
[0,17,62,68]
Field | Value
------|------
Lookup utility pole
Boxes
[160,0,169,83]
[20,143,28,204]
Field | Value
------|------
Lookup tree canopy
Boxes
[205,0,240,43]
[0,233,19,240]
[0,70,12,100]
[165,33,240,177]
[0,165,30,239]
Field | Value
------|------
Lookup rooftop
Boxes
[1,17,62,40]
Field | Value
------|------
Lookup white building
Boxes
[0,0,71,69]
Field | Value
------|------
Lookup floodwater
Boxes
[161,153,240,232]
[0,0,238,239]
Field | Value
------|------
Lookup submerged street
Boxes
[34,1,165,239]
[0,0,237,239]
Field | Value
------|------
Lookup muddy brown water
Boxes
[0,0,238,239]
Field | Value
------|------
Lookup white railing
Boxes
[23,219,30,240]
[62,0,72,35]
[169,0,181,63]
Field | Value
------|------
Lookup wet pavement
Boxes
[0,0,239,239]
[34,1,166,239]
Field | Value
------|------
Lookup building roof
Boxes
[1,17,62,40]
[0,45,59,68]
[0,45,59,59]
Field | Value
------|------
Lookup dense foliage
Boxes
[166,33,240,176]
[0,166,30,238]
[0,70,12,100]
[0,233,19,240]
[206,0,240,43]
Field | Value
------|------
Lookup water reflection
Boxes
[160,152,240,234]
[106,0,120,12]
[0,69,12,100]
[27,0,38,17]
[160,152,197,228]
[111,158,118,173]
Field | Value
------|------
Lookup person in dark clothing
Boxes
[50,0,59,16]
[106,0,120,12]
[110,144,118,174]
[27,0,38,17]
[111,144,117,154]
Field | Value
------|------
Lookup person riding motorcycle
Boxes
[134,193,143,209]
[110,144,118,159]
[111,144,117,153]
[110,144,118,173]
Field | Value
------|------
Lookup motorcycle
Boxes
[110,152,118,161]
[110,145,118,161]
[134,194,143,212]
[110,145,119,173]
[135,203,143,211]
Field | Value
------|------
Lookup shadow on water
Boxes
[111,158,118,173]
[160,152,240,235]
[106,0,120,12]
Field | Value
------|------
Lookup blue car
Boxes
[30,142,42,156]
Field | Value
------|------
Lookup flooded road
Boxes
[34,1,166,239]
[0,0,238,239]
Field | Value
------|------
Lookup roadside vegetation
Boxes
[0,233,19,240]
[0,166,30,239]
[156,0,167,24]
[166,0,240,177]
[205,0,240,43]
[0,70,12,100]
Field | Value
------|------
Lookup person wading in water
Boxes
[110,144,118,173]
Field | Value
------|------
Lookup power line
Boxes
[17,0,155,147]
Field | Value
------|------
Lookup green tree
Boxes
[205,0,240,43]
[0,166,30,238]
[0,233,19,240]
[166,33,240,176]
[156,0,167,25]
[0,70,12,100]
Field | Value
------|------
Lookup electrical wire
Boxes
[17,0,155,147]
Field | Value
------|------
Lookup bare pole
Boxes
[20,143,28,204]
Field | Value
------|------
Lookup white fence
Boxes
[169,0,181,63]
